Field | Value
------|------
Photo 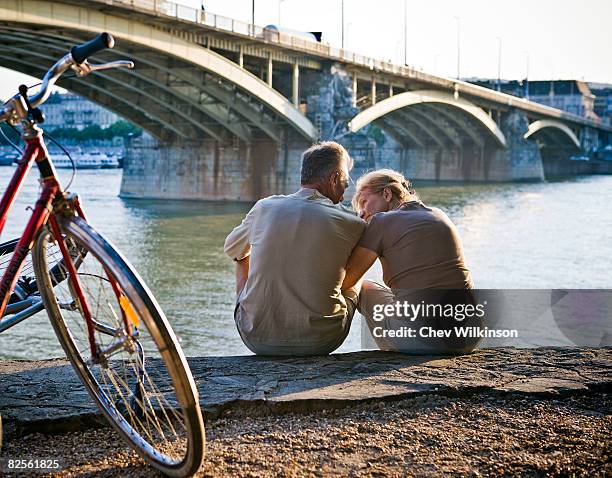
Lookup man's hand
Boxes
[235,256,250,297]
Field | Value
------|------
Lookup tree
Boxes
[47,120,142,141]
[104,120,142,139]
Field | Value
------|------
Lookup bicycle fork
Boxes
[48,195,139,366]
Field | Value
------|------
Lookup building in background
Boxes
[527,80,598,121]
[44,92,119,129]
[468,79,527,99]
[589,83,612,126]
[468,79,600,122]
[1,91,144,165]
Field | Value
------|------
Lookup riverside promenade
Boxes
[0,347,610,476]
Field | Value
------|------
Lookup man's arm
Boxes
[224,202,261,296]
[235,256,249,296]
[224,202,260,261]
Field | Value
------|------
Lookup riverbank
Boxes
[0,347,610,476]
[1,392,609,477]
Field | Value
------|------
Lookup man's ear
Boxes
[329,171,338,187]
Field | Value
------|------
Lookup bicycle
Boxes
[0,33,205,477]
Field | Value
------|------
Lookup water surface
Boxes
[1,166,610,359]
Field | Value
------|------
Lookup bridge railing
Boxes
[107,1,611,132]
[114,0,413,74]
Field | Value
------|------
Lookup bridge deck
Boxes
[51,0,612,133]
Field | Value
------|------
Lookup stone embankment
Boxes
[0,346,609,438]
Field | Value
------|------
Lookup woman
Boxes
[342,169,481,354]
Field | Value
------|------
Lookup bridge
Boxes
[1,0,610,200]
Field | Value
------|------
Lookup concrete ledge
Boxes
[0,347,610,437]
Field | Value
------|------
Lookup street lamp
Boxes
[404,0,408,65]
[250,0,255,36]
[524,51,530,99]
[453,16,460,79]
[341,0,345,49]
[496,36,502,91]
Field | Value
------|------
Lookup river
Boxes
[1,166,611,359]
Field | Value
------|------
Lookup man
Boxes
[224,141,365,355]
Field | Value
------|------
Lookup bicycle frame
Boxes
[0,131,111,359]
[0,134,59,322]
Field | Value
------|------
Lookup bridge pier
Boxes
[120,108,547,202]
[487,110,545,181]
[120,136,308,201]
[342,109,544,184]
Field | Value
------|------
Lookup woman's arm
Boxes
[341,246,378,290]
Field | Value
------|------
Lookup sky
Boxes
[1,0,611,94]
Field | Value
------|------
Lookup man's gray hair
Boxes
[300,141,352,185]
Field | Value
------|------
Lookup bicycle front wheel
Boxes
[32,216,205,477]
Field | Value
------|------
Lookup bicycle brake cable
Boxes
[2,74,81,187]
[34,72,79,189]
[43,131,77,189]
[0,123,23,155]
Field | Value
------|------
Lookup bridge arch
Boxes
[348,90,507,148]
[0,1,316,141]
[524,120,581,149]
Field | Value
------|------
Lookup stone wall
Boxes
[488,110,545,181]
[121,135,307,201]
[1,347,610,434]
[301,63,357,140]
[341,118,543,184]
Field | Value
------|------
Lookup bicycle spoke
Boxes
[32,222,200,470]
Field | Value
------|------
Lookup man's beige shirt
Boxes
[224,188,365,347]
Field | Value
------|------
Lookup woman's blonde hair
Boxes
[352,168,416,210]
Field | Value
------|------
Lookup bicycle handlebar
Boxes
[71,33,115,65]
[28,54,75,109]
[0,32,132,125]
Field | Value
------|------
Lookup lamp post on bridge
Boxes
[404,0,408,65]
[524,51,530,99]
[496,36,502,92]
[341,0,345,49]
[453,16,460,79]
[251,0,255,33]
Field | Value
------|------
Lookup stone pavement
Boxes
[0,347,610,436]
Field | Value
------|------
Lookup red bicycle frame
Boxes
[0,135,58,316]
[0,131,129,360]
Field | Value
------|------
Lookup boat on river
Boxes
[78,151,105,169]
[52,150,106,169]
[100,153,120,169]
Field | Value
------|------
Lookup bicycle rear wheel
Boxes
[32,216,205,477]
